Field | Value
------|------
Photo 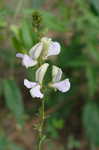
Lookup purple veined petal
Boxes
[30,85,44,98]
[36,63,49,84]
[29,42,43,59]
[47,42,61,57]
[52,65,62,82]
[22,54,37,68]
[51,79,70,93]
[16,53,24,58]
[24,79,37,89]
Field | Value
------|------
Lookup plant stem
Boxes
[38,98,45,150]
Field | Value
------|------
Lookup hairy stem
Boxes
[38,98,45,150]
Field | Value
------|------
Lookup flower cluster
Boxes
[16,37,70,98]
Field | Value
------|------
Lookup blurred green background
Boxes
[1,0,99,149]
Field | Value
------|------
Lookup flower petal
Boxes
[29,43,43,59]
[16,53,24,58]
[47,42,61,57]
[52,65,62,82]
[22,54,37,68]
[36,63,49,84]
[30,85,44,98]
[24,79,36,89]
[51,79,70,93]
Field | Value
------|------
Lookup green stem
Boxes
[38,98,45,150]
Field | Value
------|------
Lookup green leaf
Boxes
[83,102,99,146]
[20,21,34,49]
[0,49,15,66]
[3,79,25,125]
[89,0,99,14]
[86,66,97,98]
[12,36,24,52]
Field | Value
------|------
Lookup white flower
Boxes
[24,63,49,98]
[16,53,37,68]
[16,42,43,68]
[16,37,60,68]
[50,65,70,93]
[41,37,61,59]
[29,37,60,60]
[51,79,70,93]
[29,37,61,60]
[24,79,43,98]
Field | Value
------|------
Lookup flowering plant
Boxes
[16,36,70,149]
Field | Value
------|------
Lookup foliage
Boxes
[83,102,99,146]
[3,79,25,126]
